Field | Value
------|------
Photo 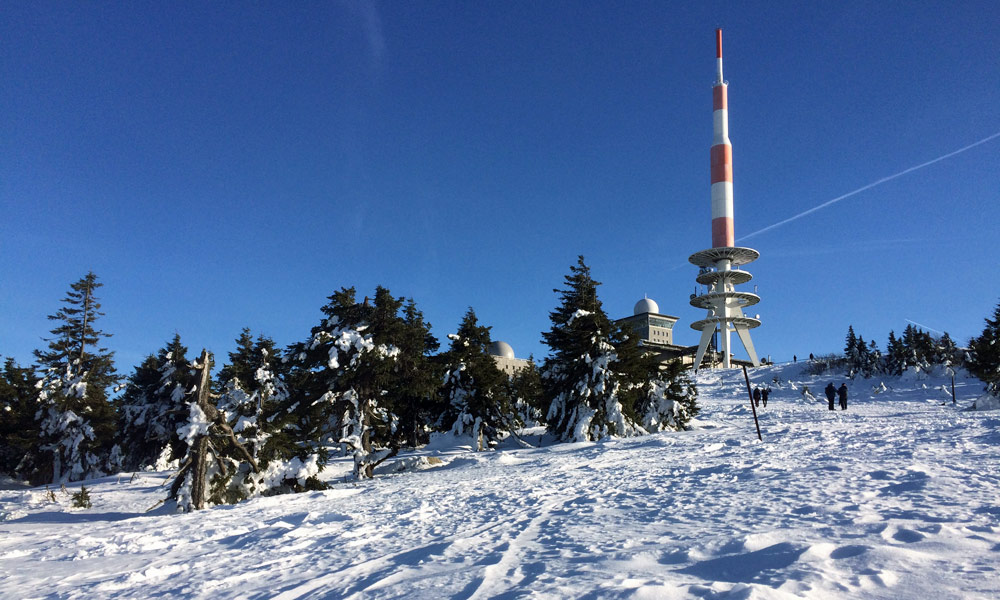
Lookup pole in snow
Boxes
[742,365,763,441]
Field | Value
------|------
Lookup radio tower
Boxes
[689,29,761,370]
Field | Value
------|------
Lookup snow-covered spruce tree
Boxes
[541,257,643,442]
[901,324,934,372]
[845,325,860,373]
[613,325,699,432]
[885,330,907,376]
[509,357,545,427]
[0,359,40,477]
[967,301,1000,397]
[19,273,118,484]
[389,299,443,449]
[440,309,515,450]
[117,335,192,471]
[216,329,290,461]
[211,329,327,500]
[935,332,962,373]
[286,287,417,480]
[863,339,882,377]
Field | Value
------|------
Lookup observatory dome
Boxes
[634,298,659,315]
[488,341,516,359]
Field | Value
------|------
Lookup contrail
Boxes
[905,319,946,336]
[738,131,1000,243]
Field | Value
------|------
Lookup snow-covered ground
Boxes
[1,363,998,599]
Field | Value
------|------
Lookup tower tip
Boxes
[716,29,722,58]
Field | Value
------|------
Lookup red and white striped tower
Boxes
[689,29,761,369]
[711,28,734,248]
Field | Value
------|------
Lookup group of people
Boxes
[825,382,848,410]
[752,386,771,408]
[748,382,849,411]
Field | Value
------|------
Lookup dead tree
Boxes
[169,349,260,510]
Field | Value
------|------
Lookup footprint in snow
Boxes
[829,544,868,559]
[882,525,925,544]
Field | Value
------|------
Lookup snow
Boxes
[1,362,998,599]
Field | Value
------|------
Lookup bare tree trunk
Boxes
[79,281,91,364]
[189,436,210,510]
[187,349,215,510]
[362,395,374,479]
[172,349,261,510]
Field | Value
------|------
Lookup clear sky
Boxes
[2,1,998,372]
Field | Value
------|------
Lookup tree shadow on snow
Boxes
[7,510,143,524]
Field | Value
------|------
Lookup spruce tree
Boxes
[387,299,442,449]
[612,321,698,432]
[440,309,514,450]
[284,286,416,479]
[541,257,642,442]
[118,335,192,471]
[636,359,699,431]
[22,273,118,484]
[967,301,1000,396]
[844,326,860,376]
[865,339,882,377]
[936,332,961,372]
[885,330,907,376]
[844,326,859,360]
[510,357,545,427]
[0,359,39,477]
[284,287,372,476]
[216,329,290,461]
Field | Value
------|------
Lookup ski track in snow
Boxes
[1,363,999,599]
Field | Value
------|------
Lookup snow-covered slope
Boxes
[1,364,997,599]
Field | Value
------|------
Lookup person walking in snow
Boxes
[753,386,761,407]
[825,383,836,411]
[762,387,770,407]
[838,383,848,410]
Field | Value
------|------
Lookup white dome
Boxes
[488,341,515,359]
[634,298,659,315]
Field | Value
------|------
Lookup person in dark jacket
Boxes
[762,386,770,407]
[838,383,848,410]
[825,383,836,410]
[753,386,761,407]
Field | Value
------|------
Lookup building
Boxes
[488,340,531,375]
[615,298,699,367]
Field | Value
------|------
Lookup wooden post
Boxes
[951,373,957,405]
[742,365,763,441]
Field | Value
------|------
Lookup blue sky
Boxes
[2,1,998,371]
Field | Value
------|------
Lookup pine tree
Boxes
[509,357,545,427]
[843,326,860,376]
[117,335,192,471]
[612,320,698,432]
[541,257,642,442]
[885,330,907,376]
[387,299,442,449]
[284,287,411,479]
[865,339,882,377]
[844,326,859,360]
[936,332,961,372]
[0,359,39,477]
[283,288,370,477]
[636,359,699,431]
[216,329,289,461]
[440,309,514,450]
[22,273,118,484]
[967,301,1000,396]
